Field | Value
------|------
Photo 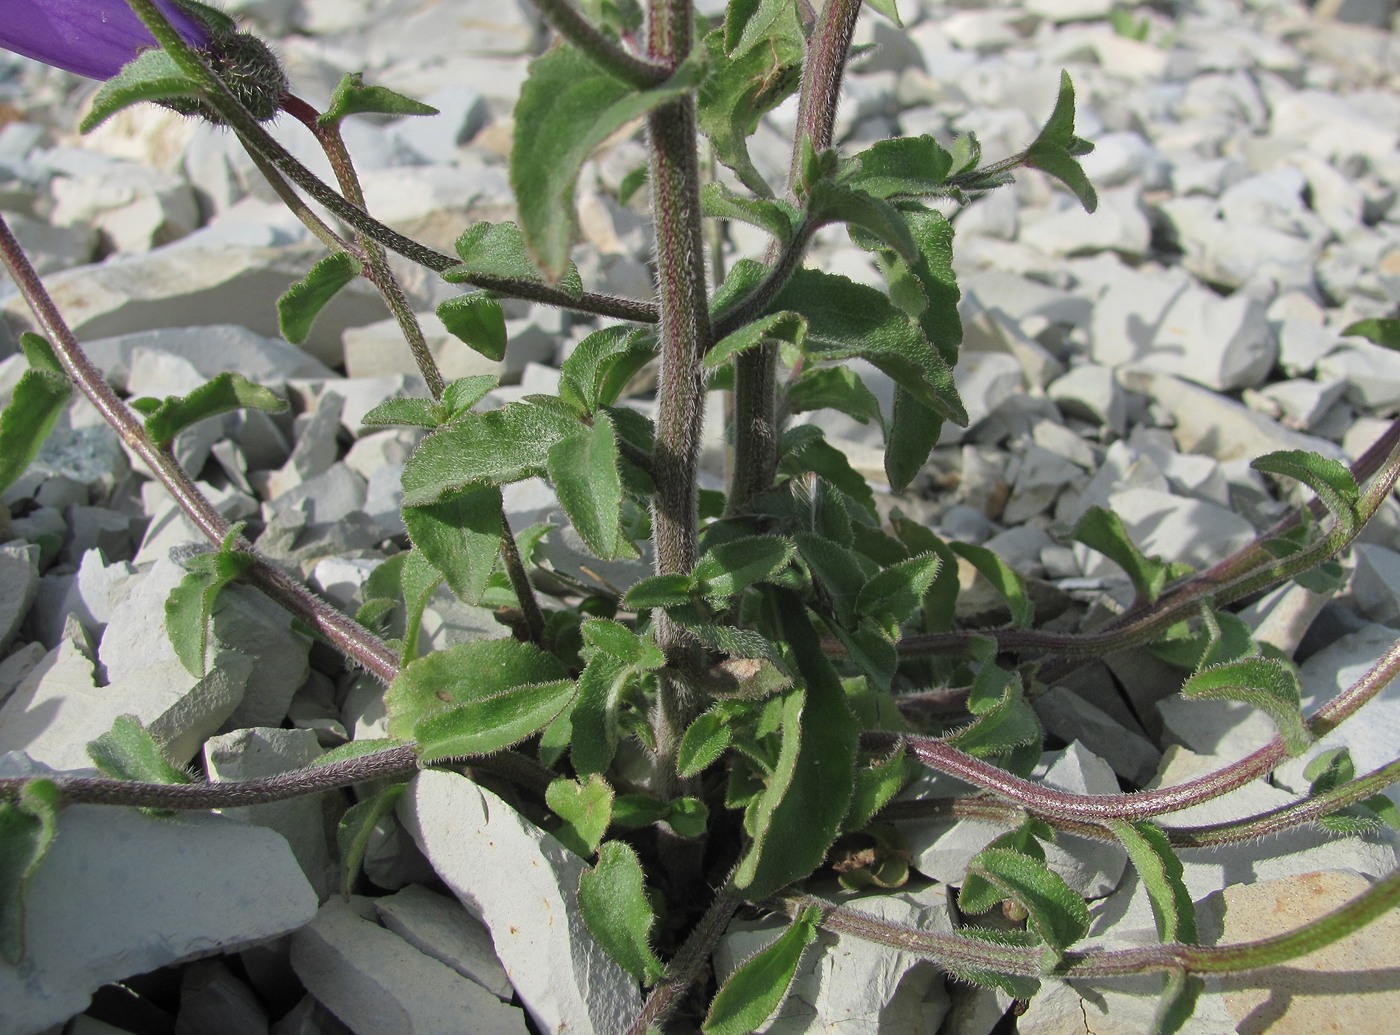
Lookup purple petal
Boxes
[0,0,211,81]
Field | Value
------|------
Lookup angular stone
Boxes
[0,542,39,654]
[0,799,315,1035]
[374,884,513,1001]
[48,162,200,253]
[1001,445,1083,525]
[714,886,952,1034]
[1046,363,1127,436]
[0,642,45,710]
[1033,685,1161,786]
[175,960,270,1035]
[1203,870,1400,1034]
[399,771,640,1035]
[205,727,339,899]
[290,898,527,1035]
[267,393,345,501]
[1317,341,1400,411]
[1020,187,1151,259]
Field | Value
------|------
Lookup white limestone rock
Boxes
[374,884,514,1001]
[1316,341,1400,411]
[80,325,336,391]
[0,542,39,654]
[713,886,952,1034]
[290,898,527,1035]
[0,244,384,368]
[1046,363,1127,436]
[1019,187,1151,259]
[49,162,200,253]
[398,771,641,1035]
[0,800,315,1035]
[204,727,339,899]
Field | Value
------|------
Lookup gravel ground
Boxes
[3,0,1400,1032]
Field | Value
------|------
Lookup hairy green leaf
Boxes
[582,618,666,669]
[403,485,503,605]
[884,385,942,492]
[86,715,192,787]
[0,336,71,496]
[843,744,916,832]
[547,775,614,857]
[165,534,256,677]
[560,327,655,415]
[694,536,796,601]
[770,268,964,423]
[444,220,583,296]
[1108,820,1196,944]
[570,654,631,777]
[786,366,884,428]
[807,181,920,264]
[386,637,568,740]
[1024,70,1097,213]
[360,397,439,429]
[947,640,1041,761]
[320,72,437,124]
[623,573,696,609]
[961,847,1090,954]
[796,532,867,626]
[678,709,733,777]
[80,48,204,132]
[707,310,808,370]
[548,414,626,559]
[734,596,858,900]
[0,780,60,963]
[139,372,287,448]
[1182,656,1312,756]
[401,401,579,506]
[578,841,666,985]
[843,135,952,199]
[856,551,941,629]
[1252,449,1361,536]
[950,541,1033,627]
[1155,971,1205,1035]
[414,679,576,761]
[513,45,701,279]
[703,907,820,1035]
[277,252,362,344]
[1070,505,1168,605]
[336,783,406,897]
[437,293,507,361]
[700,182,799,244]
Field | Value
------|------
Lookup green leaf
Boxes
[80,48,206,132]
[1107,820,1196,944]
[786,366,884,428]
[960,847,1090,954]
[697,23,804,196]
[734,596,858,900]
[582,618,666,669]
[807,181,920,264]
[703,906,820,1035]
[707,310,808,371]
[890,514,959,633]
[1024,70,1098,213]
[1181,656,1312,756]
[386,637,568,741]
[164,534,256,677]
[1252,449,1361,536]
[414,679,577,762]
[769,268,964,423]
[666,796,710,838]
[403,485,503,605]
[781,434,878,521]
[884,384,942,492]
[1070,505,1168,605]
[513,45,702,279]
[547,775,614,857]
[360,397,440,429]
[86,715,191,786]
[1341,317,1400,351]
[320,72,438,125]
[437,294,507,361]
[700,182,799,245]
[18,331,62,375]
[693,536,796,601]
[950,542,1033,628]
[0,780,60,963]
[843,135,952,199]
[1155,972,1205,1035]
[336,783,407,897]
[623,573,696,609]
[548,414,626,559]
[578,841,666,986]
[0,338,71,496]
[946,643,1041,761]
[856,552,941,628]
[444,221,583,297]
[140,372,287,449]
[439,375,500,419]
[843,743,916,832]
[277,252,363,345]
[678,709,733,777]
[569,654,631,777]
[560,328,655,415]
[401,401,579,506]
[862,0,902,27]
[796,532,867,627]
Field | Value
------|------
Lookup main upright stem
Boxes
[645,0,710,800]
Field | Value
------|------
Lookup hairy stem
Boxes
[626,883,741,1035]
[727,0,862,513]
[533,0,670,87]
